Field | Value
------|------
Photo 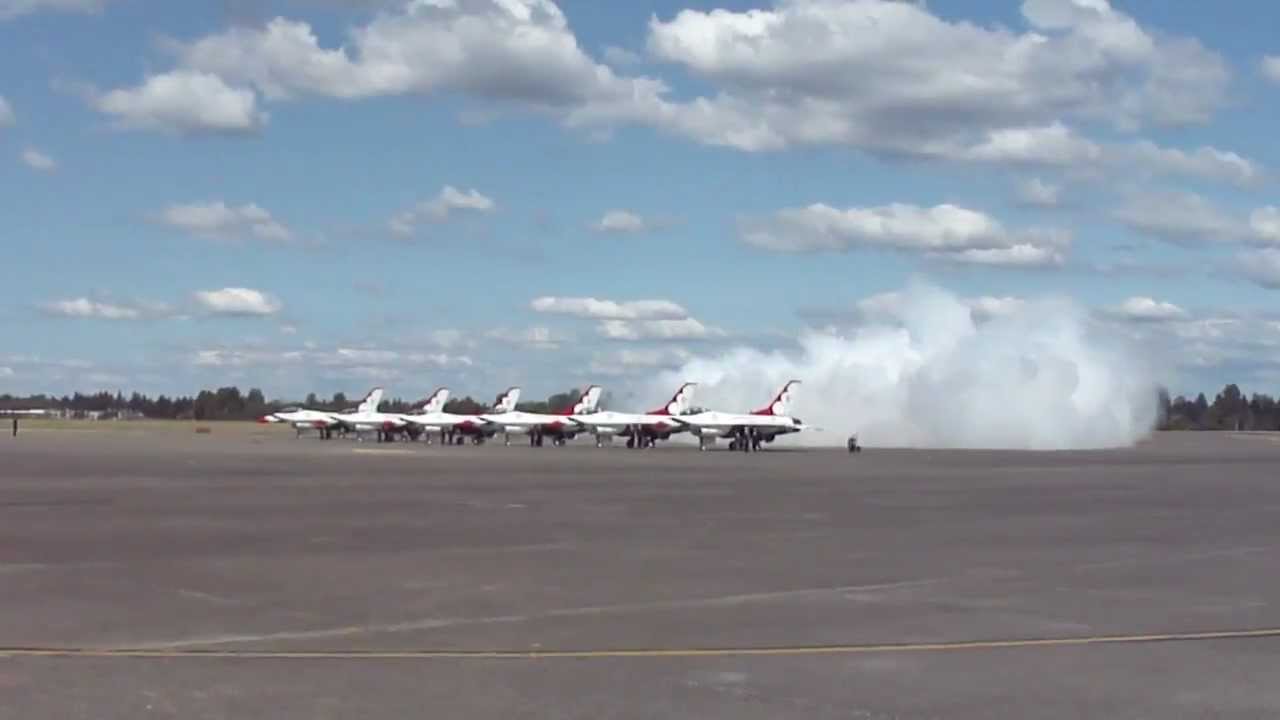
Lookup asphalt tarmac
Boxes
[3,426,1280,718]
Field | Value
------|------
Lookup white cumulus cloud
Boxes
[485,326,563,350]
[1107,297,1188,322]
[0,95,13,126]
[20,147,56,172]
[91,0,1250,191]
[92,70,266,134]
[1015,178,1061,208]
[1112,193,1280,248]
[643,0,1227,154]
[41,298,143,320]
[193,287,282,316]
[530,296,688,320]
[960,123,1102,166]
[740,202,1068,267]
[598,317,724,341]
[389,186,495,237]
[1123,141,1261,187]
[1262,55,1280,84]
[589,346,694,376]
[1113,192,1247,244]
[171,2,665,114]
[593,210,647,233]
[153,201,292,242]
[0,0,104,20]
[1250,207,1280,244]
[1239,249,1280,290]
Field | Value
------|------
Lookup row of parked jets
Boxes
[259,381,812,451]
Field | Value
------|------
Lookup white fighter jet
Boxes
[669,380,813,452]
[479,385,603,446]
[258,387,383,439]
[396,387,450,440]
[567,382,697,448]
[330,387,410,441]
[403,386,521,445]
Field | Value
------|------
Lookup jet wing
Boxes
[404,412,487,429]
[480,411,573,427]
[668,413,793,430]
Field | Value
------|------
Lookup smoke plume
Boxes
[654,282,1158,449]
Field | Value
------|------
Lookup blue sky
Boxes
[2,0,1279,403]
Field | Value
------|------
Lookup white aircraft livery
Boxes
[329,387,408,440]
[669,380,813,451]
[568,382,696,448]
[479,385,603,446]
[402,386,521,445]
[255,380,813,452]
[259,387,383,438]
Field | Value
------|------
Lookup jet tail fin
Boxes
[494,386,521,413]
[652,382,696,415]
[357,387,385,413]
[752,380,800,416]
[420,387,450,414]
[562,385,602,415]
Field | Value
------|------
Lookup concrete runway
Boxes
[3,427,1280,718]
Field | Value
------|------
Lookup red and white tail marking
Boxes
[564,385,602,415]
[753,380,800,416]
[494,387,521,413]
[652,382,696,416]
[421,387,450,414]
[358,387,385,413]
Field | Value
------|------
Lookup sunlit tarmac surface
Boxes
[3,427,1280,718]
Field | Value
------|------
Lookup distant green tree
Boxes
[444,396,485,414]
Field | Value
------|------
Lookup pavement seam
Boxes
[4,627,1280,660]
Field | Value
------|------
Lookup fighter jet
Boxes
[669,380,813,452]
[258,387,383,439]
[567,382,697,448]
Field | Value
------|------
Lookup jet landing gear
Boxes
[627,431,654,450]
[726,428,760,452]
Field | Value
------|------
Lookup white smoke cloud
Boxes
[654,283,1157,450]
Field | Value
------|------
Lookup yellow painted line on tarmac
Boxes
[4,627,1280,661]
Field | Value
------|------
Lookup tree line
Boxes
[0,387,601,421]
[6,383,1276,430]
[1158,384,1280,431]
